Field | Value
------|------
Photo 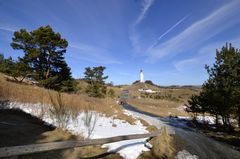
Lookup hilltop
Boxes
[114,81,201,117]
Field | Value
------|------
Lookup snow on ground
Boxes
[123,107,199,159]
[176,150,199,159]
[176,105,187,112]
[196,116,215,124]
[6,102,150,159]
[178,115,216,125]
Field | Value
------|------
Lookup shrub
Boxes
[49,92,71,129]
[83,106,98,138]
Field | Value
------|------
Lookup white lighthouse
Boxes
[140,70,144,83]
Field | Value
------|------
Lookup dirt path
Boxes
[123,104,240,159]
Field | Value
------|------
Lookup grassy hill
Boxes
[0,73,136,124]
[0,71,200,118]
[115,81,201,117]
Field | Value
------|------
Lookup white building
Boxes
[140,70,144,83]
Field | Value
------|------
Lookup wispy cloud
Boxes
[0,26,15,32]
[135,0,155,25]
[146,0,240,63]
[129,0,155,52]
[69,43,122,65]
[148,15,189,51]
[174,58,198,71]
[174,37,240,71]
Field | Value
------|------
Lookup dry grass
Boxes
[151,127,175,158]
[0,73,135,124]
[114,82,201,117]
[128,98,188,117]
[137,127,176,159]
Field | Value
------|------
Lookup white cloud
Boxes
[146,0,240,63]
[69,43,122,65]
[129,0,155,53]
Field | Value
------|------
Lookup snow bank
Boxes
[6,102,150,159]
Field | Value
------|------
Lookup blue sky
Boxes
[1,0,240,85]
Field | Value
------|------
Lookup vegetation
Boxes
[0,25,77,92]
[84,66,108,98]
[132,80,140,84]
[107,88,115,98]
[145,80,160,87]
[0,72,137,124]
[0,54,29,82]
[83,107,98,138]
[186,43,240,129]
[49,92,72,129]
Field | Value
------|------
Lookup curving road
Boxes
[123,104,240,159]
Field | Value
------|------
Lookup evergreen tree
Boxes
[0,54,29,82]
[11,25,76,91]
[84,66,108,98]
[186,43,240,128]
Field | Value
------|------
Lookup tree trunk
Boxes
[238,106,240,127]
[215,114,219,127]
[46,68,50,79]
[226,115,231,128]
[222,116,226,128]
[203,113,206,124]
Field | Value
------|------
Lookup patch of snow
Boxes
[196,116,215,125]
[176,105,187,112]
[176,150,199,159]
[138,89,157,93]
[177,116,191,120]
[5,102,150,159]
[178,115,216,125]
[123,109,136,118]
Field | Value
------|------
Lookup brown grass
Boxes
[0,73,135,124]
[151,127,175,158]
[128,98,188,117]
[137,127,176,159]
[114,82,201,117]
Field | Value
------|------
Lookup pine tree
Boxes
[0,54,29,82]
[11,25,76,91]
[84,66,108,98]
[186,43,240,128]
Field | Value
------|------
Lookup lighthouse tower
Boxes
[140,70,144,83]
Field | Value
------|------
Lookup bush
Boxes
[152,127,175,158]
[49,92,71,129]
[107,89,115,98]
[83,106,98,138]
